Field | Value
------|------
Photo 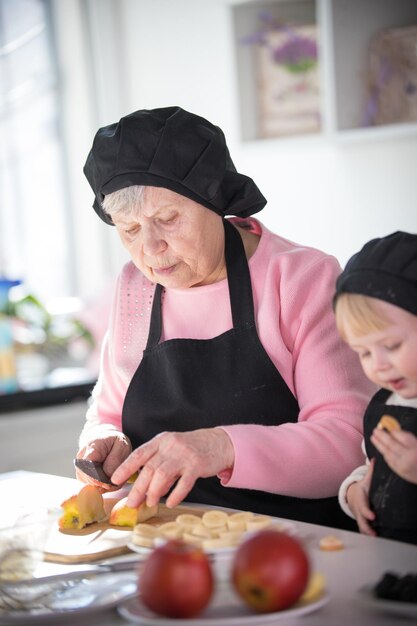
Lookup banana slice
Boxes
[190,524,214,539]
[216,529,244,545]
[182,532,204,546]
[319,534,344,551]
[132,523,160,548]
[245,515,272,531]
[202,536,234,550]
[158,521,184,539]
[299,572,326,603]
[131,535,155,548]
[202,510,229,529]
[175,513,203,531]
[227,511,254,531]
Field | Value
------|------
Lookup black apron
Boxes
[122,219,355,529]
[364,388,417,545]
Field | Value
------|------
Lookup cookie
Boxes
[377,415,401,433]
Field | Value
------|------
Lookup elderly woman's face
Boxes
[112,187,226,288]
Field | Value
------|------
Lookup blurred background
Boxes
[0,0,416,472]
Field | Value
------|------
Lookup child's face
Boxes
[344,300,417,399]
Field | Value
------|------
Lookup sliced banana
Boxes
[202,510,229,529]
[190,524,214,539]
[132,523,160,548]
[319,534,344,551]
[216,529,244,545]
[175,513,203,530]
[131,535,155,548]
[131,508,288,553]
[299,572,326,603]
[182,532,203,546]
[202,536,233,550]
[227,511,255,531]
[133,522,160,536]
[245,515,273,531]
[210,525,228,537]
[158,521,184,539]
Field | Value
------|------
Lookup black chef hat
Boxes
[83,106,267,224]
[334,231,417,316]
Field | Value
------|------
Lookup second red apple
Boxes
[232,529,310,613]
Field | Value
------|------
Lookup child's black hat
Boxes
[334,231,417,316]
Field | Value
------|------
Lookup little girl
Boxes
[334,231,417,545]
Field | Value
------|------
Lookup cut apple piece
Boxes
[58,484,107,530]
[109,496,159,527]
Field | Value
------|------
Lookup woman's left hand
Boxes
[371,428,417,484]
[111,427,235,509]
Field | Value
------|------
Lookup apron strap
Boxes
[146,219,255,349]
[223,218,256,328]
[146,283,163,348]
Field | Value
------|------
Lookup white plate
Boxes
[0,572,137,624]
[117,584,330,625]
[358,585,417,619]
[127,540,238,560]
[128,518,298,559]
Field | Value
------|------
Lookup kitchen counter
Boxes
[0,472,416,626]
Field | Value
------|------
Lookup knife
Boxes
[74,459,138,487]
[73,459,116,486]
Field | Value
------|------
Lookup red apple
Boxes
[232,530,310,613]
[140,539,214,618]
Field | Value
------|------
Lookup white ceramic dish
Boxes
[127,540,238,560]
[118,584,329,625]
[0,572,137,624]
[128,518,297,559]
[358,584,417,619]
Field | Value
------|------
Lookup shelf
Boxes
[0,379,95,413]
[231,0,417,142]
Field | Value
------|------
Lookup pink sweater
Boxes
[81,218,374,498]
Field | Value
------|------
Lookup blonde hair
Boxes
[335,293,391,341]
[102,185,146,221]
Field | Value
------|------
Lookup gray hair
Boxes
[102,185,146,220]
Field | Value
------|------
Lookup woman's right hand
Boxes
[346,459,376,536]
[76,429,132,485]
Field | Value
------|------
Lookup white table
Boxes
[1,471,416,625]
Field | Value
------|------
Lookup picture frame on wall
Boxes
[364,24,417,127]
[255,25,321,139]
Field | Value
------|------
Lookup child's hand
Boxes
[371,427,417,484]
[346,460,376,536]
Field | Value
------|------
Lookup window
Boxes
[0,0,74,302]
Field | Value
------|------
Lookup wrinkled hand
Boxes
[76,430,132,485]
[371,428,417,484]
[111,427,235,509]
[346,460,376,536]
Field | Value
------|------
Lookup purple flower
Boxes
[241,12,318,74]
[272,34,318,73]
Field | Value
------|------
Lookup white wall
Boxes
[53,0,417,299]
[119,0,417,266]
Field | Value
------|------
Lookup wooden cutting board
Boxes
[1,472,213,564]
[44,502,208,564]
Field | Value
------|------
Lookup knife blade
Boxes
[74,459,139,487]
[73,459,115,486]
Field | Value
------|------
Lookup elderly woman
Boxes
[78,106,374,529]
